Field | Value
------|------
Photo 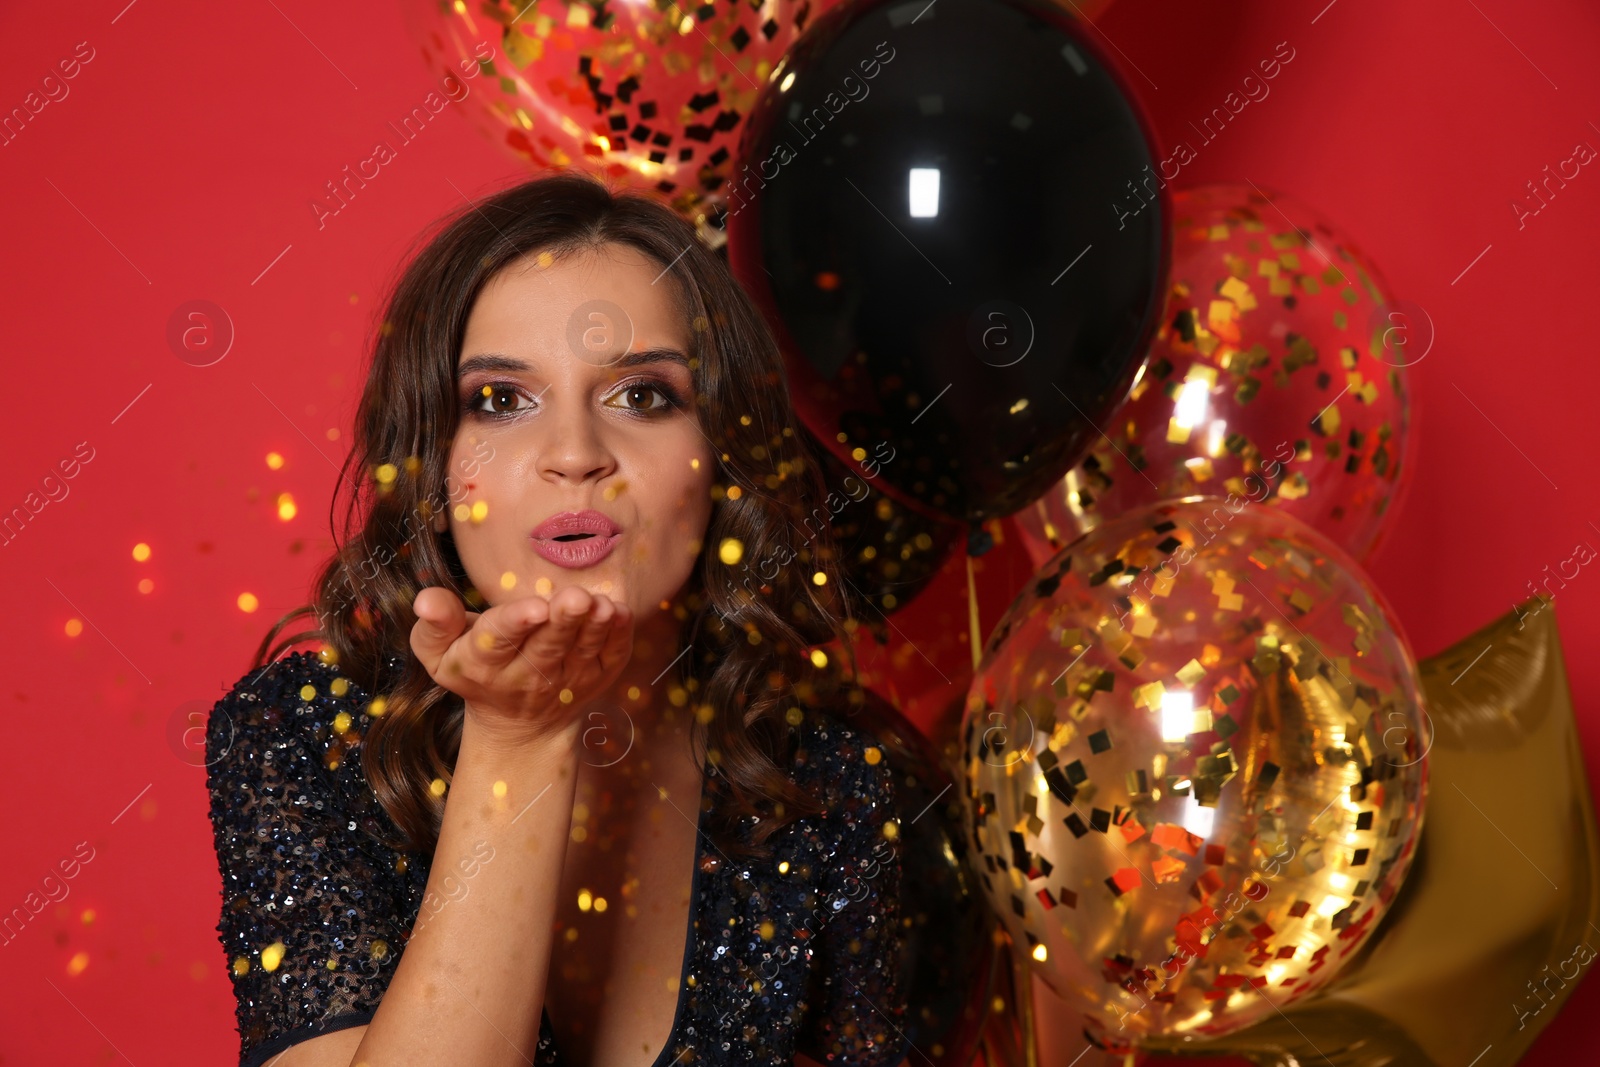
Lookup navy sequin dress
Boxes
[204,651,911,1067]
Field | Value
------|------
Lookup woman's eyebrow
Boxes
[456,348,690,379]
[456,353,529,378]
[604,347,691,371]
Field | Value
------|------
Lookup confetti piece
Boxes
[1176,658,1207,687]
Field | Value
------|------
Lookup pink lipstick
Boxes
[530,509,621,569]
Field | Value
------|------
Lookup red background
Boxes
[2,0,1597,1063]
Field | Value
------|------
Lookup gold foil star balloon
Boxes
[960,496,1428,1048]
[1131,599,1600,1066]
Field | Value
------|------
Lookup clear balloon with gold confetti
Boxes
[1016,184,1415,570]
[403,0,848,239]
[961,495,1428,1049]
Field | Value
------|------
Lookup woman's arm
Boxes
[265,584,632,1067]
[275,714,581,1066]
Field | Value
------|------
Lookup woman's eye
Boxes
[609,381,677,414]
[470,384,531,416]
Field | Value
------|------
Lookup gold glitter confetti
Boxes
[864,746,882,765]
[1219,275,1258,311]
[1176,659,1207,687]
[536,577,553,596]
[300,685,316,701]
[718,538,744,565]
[429,778,447,797]
[367,696,387,717]
[266,452,284,470]
[333,712,352,734]
[1133,681,1166,711]
[501,571,517,590]
[493,780,507,798]
[237,592,259,613]
[1211,572,1243,611]
[260,941,285,972]
[809,649,828,668]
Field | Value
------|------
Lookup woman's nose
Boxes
[536,401,618,485]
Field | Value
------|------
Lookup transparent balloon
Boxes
[961,496,1428,1047]
[402,0,848,236]
[1016,184,1415,568]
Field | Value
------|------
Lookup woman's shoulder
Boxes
[208,647,394,742]
[784,699,903,828]
[204,648,399,832]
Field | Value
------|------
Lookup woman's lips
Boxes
[531,531,620,569]
[529,509,621,569]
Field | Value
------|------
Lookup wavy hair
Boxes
[252,173,863,860]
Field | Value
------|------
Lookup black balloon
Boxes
[724,0,1168,524]
[799,425,962,623]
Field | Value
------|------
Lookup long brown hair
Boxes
[252,172,863,860]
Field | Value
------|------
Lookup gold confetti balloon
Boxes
[405,0,847,237]
[960,496,1428,1048]
[1017,184,1415,569]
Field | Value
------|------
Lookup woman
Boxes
[204,173,910,1067]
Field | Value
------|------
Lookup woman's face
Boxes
[444,243,717,632]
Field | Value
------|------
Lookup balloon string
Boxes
[966,548,983,673]
[1014,939,1039,1067]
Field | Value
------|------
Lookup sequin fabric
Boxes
[205,651,911,1067]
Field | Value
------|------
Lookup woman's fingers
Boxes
[565,594,616,667]
[413,584,635,717]
[410,587,468,675]
[465,596,550,669]
[523,585,594,665]
[595,603,635,676]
